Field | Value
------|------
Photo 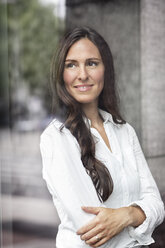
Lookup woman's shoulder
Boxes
[40,118,80,155]
[40,118,69,140]
[112,120,137,146]
[120,122,135,134]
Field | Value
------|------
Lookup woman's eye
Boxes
[65,63,76,68]
[87,61,98,67]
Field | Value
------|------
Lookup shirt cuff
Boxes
[127,201,155,245]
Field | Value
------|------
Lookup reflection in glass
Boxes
[1,0,65,247]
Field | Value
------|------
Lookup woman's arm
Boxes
[76,205,146,247]
[40,125,106,232]
[126,124,165,244]
[128,205,146,227]
[77,124,165,247]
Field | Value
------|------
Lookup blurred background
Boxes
[0,0,165,247]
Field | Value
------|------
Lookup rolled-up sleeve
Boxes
[127,124,165,245]
[40,126,105,231]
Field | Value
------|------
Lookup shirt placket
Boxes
[105,123,131,205]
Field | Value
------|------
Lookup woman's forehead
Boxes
[66,38,101,60]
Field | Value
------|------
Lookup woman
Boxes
[40,27,164,248]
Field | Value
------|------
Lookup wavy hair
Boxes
[51,26,125,202]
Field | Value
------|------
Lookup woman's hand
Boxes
[76,206,132,247]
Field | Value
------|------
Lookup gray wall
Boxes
[141,0,165,194]
[66,0,165,194]
[66,0,141,134]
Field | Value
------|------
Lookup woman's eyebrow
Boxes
[65,59,77,62]
[87,57,101,61]
[65,58,101,62]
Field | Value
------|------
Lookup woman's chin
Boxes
[76,98,98,105]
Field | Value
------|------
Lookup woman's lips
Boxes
[74,84,94,92]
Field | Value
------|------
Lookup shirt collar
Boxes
[99,109,119,127]
[83,109,119,128]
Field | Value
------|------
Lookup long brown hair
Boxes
[51,27,125,202]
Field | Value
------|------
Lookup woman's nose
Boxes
[78,66,88,81]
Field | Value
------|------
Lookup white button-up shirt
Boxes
[40,109,164,248]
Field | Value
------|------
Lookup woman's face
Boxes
[63,38,105,105]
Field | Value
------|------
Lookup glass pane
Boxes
[1,0,65,247]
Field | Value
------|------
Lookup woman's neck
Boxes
[82,102,103,128]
